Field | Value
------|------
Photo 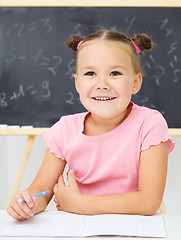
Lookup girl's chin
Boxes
[90,111,125,121]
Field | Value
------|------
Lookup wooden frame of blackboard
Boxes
[0,1,180,213]
[0,0,181,7]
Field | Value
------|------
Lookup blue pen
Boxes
[18,191,49,203]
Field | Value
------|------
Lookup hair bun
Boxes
[132,33,153,52]
[66,35,84,51]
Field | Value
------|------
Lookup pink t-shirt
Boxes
[43,103,175,195]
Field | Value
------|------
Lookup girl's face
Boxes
[74,40,142,122]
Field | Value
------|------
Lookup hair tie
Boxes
[131,40,141,53]
[77,40,84,50]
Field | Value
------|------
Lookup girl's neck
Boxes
[83,108,131,136]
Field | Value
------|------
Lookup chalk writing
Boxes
[48,56,62,75]
[8,18,53,38]
[159,19,173,38]
[9,85,25,101]
[41,18,52,33]
[167,41,178,55]
[125,16,136,33]
[0,93,7,107]
[26,85,37,95]
[14,23,26,38]
[5,48,16,63]
[0,81,51,107]
[65,59,76,78]
[65,91,74,105]
[42,81,51,98]
[152,65,165,87]
[5,47,62,76]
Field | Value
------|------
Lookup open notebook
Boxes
[0,212,166,238]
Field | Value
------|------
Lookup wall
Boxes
[0,135,180,213]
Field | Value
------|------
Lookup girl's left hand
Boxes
[53,169,84,214]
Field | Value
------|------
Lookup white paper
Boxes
[0,212,166,238]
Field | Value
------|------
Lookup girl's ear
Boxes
[132,72,142,95]
[74,74,79,93]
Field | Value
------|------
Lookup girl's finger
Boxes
[18,201,35,217]
[58,175,65,187]
[20,190,34,208]
[13,202,31,219]
[7,207,22,220]
[56,204,62,211]
[54,197,58,204]
[53,183,58,194]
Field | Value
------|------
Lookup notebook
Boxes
[0,212,166,238]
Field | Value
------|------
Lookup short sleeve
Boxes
[43,118,65,159]
[140,112,175,154]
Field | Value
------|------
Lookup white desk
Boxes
[0,210,181,239]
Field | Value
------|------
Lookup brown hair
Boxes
[66,30,154,73]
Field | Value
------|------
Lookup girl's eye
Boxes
[110,71,122,76]
[85,71,96,76]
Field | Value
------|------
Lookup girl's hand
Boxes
[53,170,84,214]
[7,190,38,221]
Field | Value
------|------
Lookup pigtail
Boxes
[66,35,84,51]
[132,34,154,52]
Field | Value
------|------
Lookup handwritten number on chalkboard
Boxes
[160,19,168,30]
[159,19,173,38]
[0,93,8,107]
[5,48,16,63]
[9,85,25,100]
[65,59,76,78]
[66,92,74,105]
[48,56,62,75]
[32,49,43,66]
[173,69,181,83]
[167,41,178,55]
[152,65,165,86]
[125,16,136,33]
[42,81,51,98]
[41,18,52,33]
[74,23,88,36]
[14,23,26,38]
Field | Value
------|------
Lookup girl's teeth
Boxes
[94,97,114,101]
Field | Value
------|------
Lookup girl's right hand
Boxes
[7,190,38,221]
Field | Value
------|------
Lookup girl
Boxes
[7,30,175,220]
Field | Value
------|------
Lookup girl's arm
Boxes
[55,141,168,216]
[7,149,66,220]
[79,141,168,216]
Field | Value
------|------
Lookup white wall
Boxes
[0,135,181,213]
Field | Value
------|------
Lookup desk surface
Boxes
[0,210,181,240]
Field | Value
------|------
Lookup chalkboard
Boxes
[0,7,181,127]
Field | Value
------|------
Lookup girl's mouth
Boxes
[92,97,116,101]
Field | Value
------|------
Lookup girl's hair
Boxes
[66,30,154,73]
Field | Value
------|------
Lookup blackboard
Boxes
[0,7,181,127]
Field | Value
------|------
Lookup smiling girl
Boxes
[7,30,175,220]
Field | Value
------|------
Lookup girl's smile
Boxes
[91,96,116,101]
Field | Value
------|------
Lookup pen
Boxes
[18,191,49,203]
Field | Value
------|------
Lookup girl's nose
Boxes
[96,85,108,90]
[96,77,109,90]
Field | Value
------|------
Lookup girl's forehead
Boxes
[79,39,131,53]
[77,39,133,66]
